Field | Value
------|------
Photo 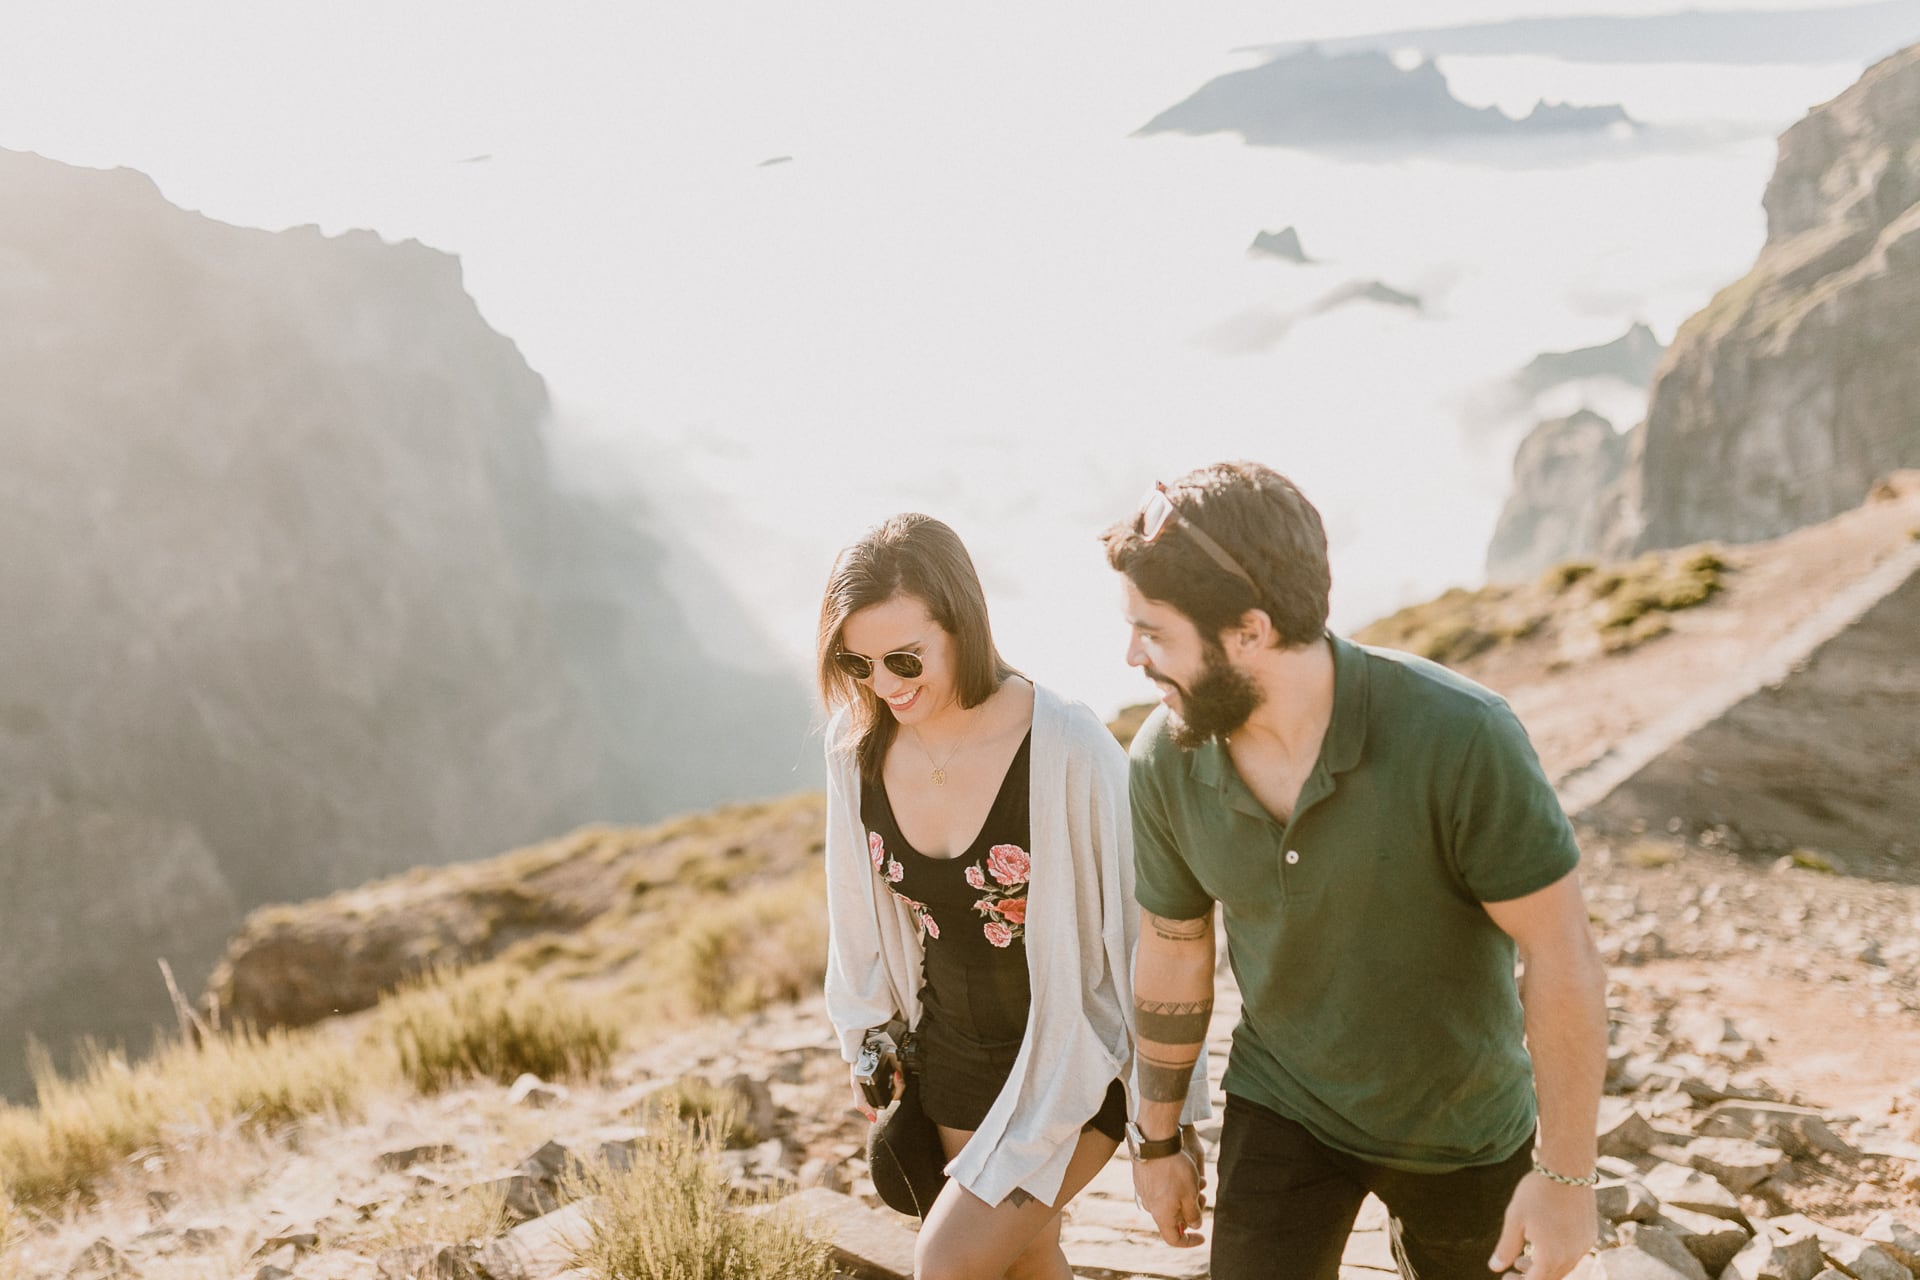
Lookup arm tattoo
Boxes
[1135,998,1213,1045]
[1147,913,1210,942]
[1138,1051,1198,1103]
[1006,1188,1039,1208]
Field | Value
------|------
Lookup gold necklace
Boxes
[910,715,977,786]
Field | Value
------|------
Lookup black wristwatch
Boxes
[1125,1121,1184,1161]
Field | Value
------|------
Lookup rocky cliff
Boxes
[0,150,809,1096]
[1492,45,1920,574]
[1619,43,1920,554]
[1487,410,1632,581]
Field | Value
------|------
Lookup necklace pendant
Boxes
[931,767,946,786]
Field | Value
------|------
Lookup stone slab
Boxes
[776,1187,918,1280]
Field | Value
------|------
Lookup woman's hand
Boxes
[848,1060,903,1122]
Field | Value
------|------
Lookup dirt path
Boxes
[1626,958,1920,1116]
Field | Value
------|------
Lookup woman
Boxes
[819,514,1165,1280]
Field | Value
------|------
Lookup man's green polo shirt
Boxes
[1130,633,1580,1174]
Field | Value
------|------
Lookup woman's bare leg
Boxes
[912,1123,1121,1280]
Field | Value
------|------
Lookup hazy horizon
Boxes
[3,0,1901,719]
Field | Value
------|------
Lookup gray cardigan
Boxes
[823,682,1208,1208]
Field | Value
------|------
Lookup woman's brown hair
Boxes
[816,514,1015,783]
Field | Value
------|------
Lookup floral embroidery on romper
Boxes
[868,832,940,938]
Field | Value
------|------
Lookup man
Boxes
[1102,461,1606,1280]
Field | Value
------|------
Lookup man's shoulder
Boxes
[1125,702,1181,769]
[1347,638,1510,731]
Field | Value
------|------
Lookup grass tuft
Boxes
[1356,586,1508,666]
[0,1028,367,1209]
[1600,613,1671,654]
[1540,561,1596,592]
[640,866,828,1020]
[564,1120,832,1280]
[637,1078,759,1149]
[379,967,620,1094]
[1788,847,1838,874]
[1623,841,1680,870]
[0,1190,24,1280]
[350,1183,512,1255]
[1598,548,1727,632]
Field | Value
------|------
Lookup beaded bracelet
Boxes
[1531,1153,1599,1188]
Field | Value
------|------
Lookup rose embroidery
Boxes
[986,844,1030,887]
[873,838,1030,948]
[970,843,1031,945]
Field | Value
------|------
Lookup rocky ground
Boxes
[18,836,1920,1280]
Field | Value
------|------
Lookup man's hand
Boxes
[1488,1173,1596,1280]
[1132,1127,1207,1248]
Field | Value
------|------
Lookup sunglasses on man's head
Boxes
[1139,481,1260,590]
[834,649,924,681]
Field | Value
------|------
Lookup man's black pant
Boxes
[1211,1094,1532,1280]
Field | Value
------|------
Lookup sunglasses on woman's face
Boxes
[834,649,925,681]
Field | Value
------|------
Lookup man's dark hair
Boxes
[1102,460,1330,647]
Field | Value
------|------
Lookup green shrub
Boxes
[565,1120,831,1280]
[0,1028,366,1209]
[379,967,619,1093]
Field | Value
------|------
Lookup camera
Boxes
[854,1028,898,1110]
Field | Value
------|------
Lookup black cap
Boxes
[865,1073,949,1218]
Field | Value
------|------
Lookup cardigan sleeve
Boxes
[821,712,910,1062]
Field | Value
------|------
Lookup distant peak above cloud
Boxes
[1138,46,1632,151]
[1515,322,1666,399]
[1313,279,1424,315]
[1249,226,1312,263]
[1240,0,1920,67]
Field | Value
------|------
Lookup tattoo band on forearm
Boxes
[1138,1052,1198,1102]
[1136,998,1213,1044]
[1148,913,1210,942]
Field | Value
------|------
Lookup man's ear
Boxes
[1225,609,1274,654]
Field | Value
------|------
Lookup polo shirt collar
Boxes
[1321,632,1369,776]
[1184,632,1370,811]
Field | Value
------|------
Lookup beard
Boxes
[1158,640,1264,749]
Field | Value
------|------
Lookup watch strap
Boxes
[1126,1122,1184,1160]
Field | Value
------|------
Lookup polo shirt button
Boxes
[1285,849,1300,865]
